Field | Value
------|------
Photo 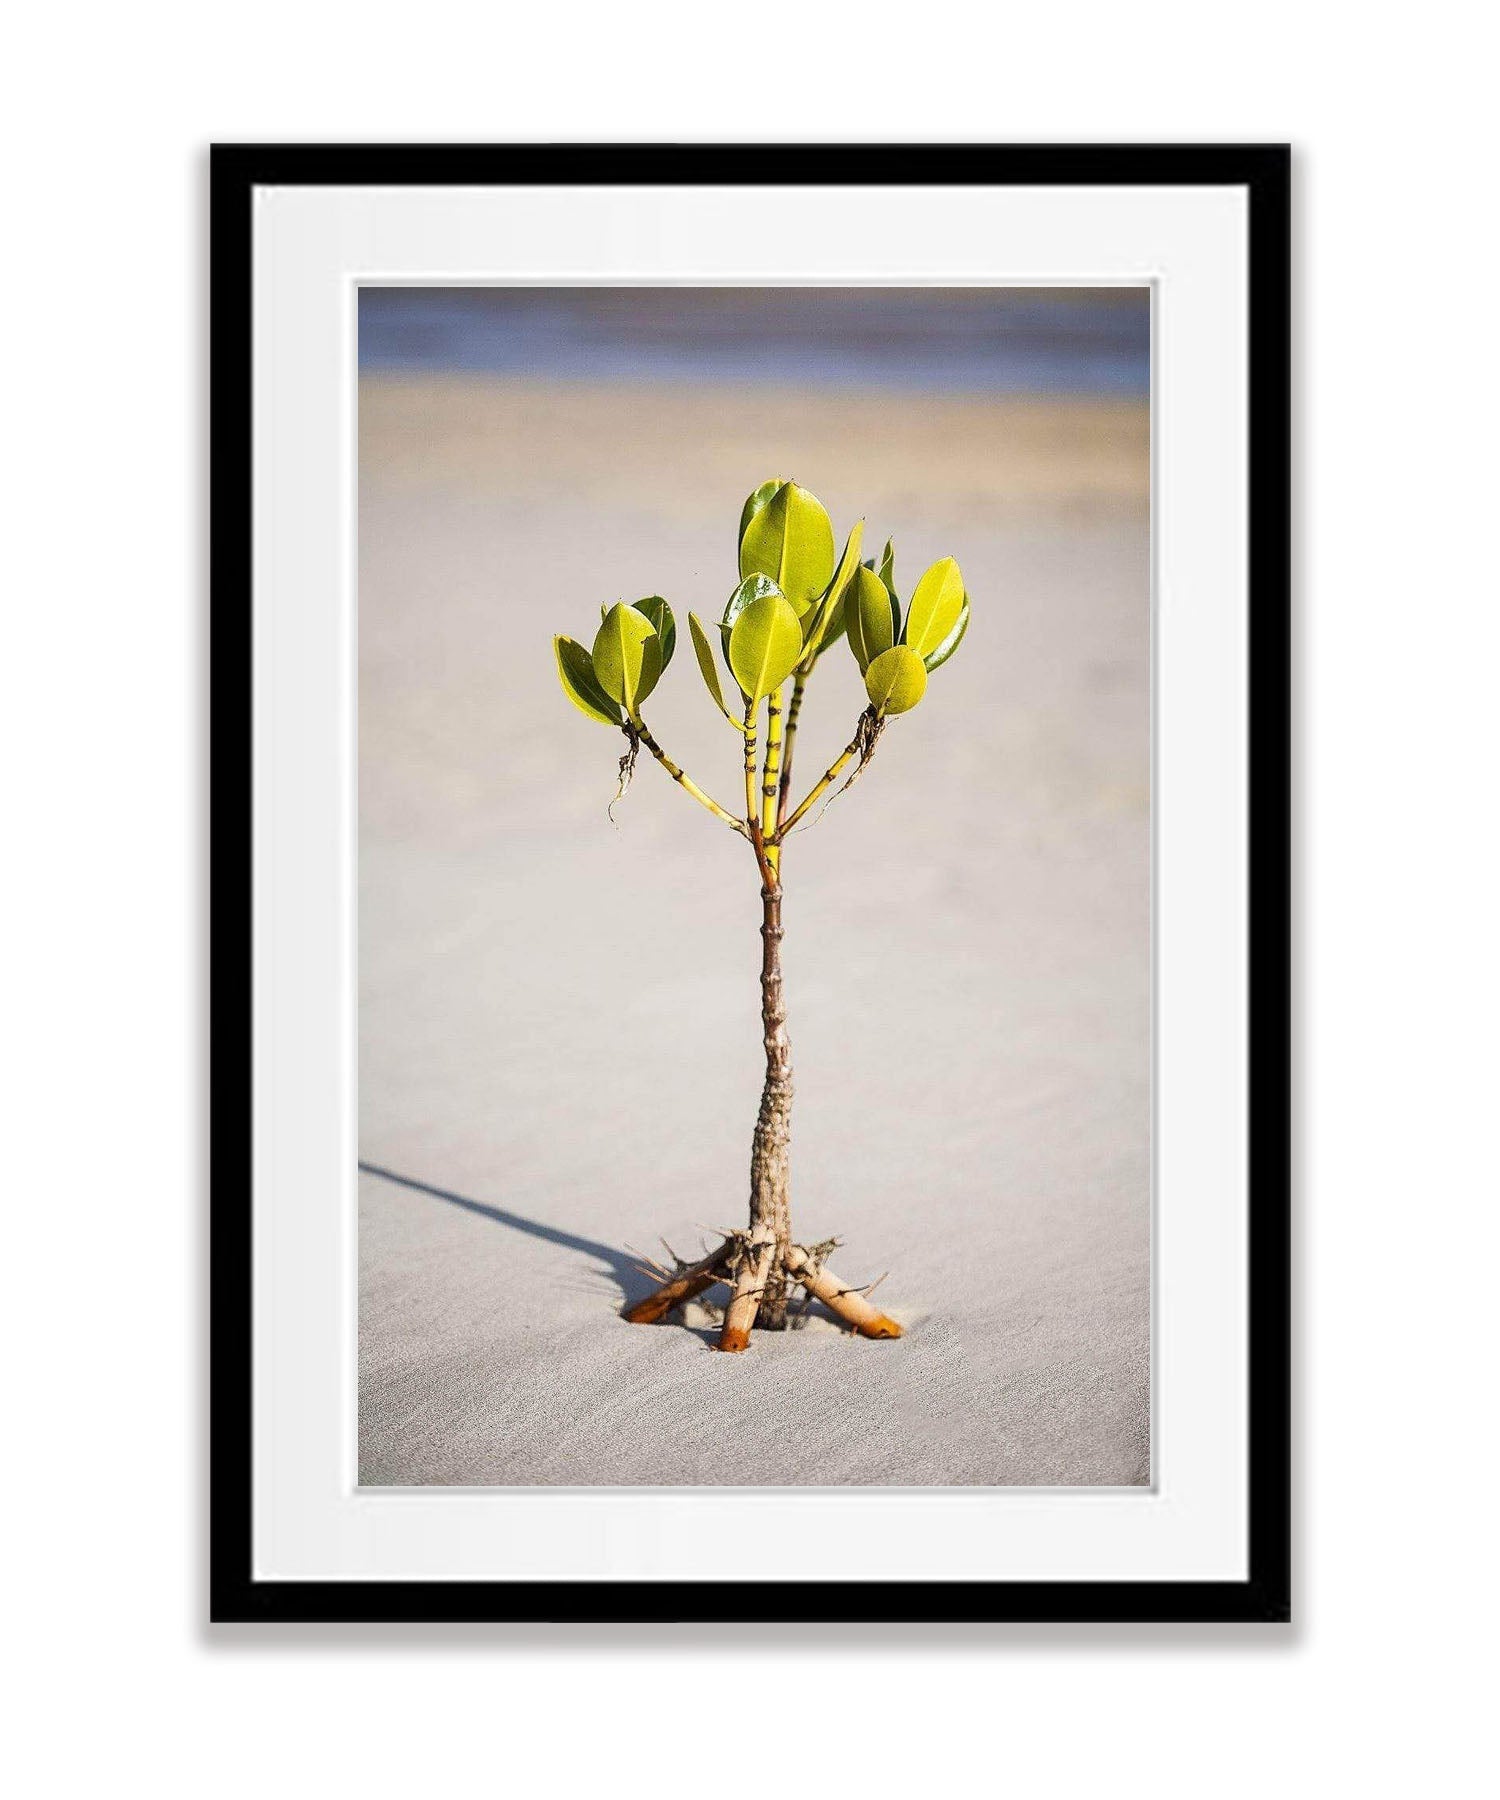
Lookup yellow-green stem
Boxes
[776,674,807,831]
[761,687,785,877]
[635,723,748,836]
[778,731,862,837]
[742,700,759,832]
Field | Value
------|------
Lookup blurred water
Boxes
[360,286,1148,398]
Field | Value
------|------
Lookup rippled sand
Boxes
[358,375,1150,1486]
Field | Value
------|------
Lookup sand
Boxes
[358,376,1150,1486]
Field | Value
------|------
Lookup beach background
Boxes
[358,287,1151,1486]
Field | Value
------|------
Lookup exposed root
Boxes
[715,1229,776,1352]
[788,1236,837,1329]
[608,725,641,822]
[840,706,886,797]
[798,707,887,834]
[785,1243,903,1339]
[624,1225,904,1348]
[622,1238,733,1325]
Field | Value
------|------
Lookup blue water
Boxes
[359,287,1148,399]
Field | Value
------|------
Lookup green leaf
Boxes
[800,518,864,661]
[738,478,787,559]
[722,572,781,630]
[592,602,663,718]
[630,596,676,670]
[903,557,966,661]
[923,594,970,673]
[554,635,622,728]
[720,572,782,660]
[845,564,898,674]
[861,549,902,644]
[688,612,743,729]
[727,592,804,703]
[738,480,836,612]
[864,645,928,715]
[878,537,896,597]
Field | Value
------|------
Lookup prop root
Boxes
[715,1229,777,1353]
[621,1232,902,1346]
[784,1244,903,1339]
[621,1243,731,1325]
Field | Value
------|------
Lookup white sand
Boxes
[358,377,1150,1486]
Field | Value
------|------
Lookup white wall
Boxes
[4,4,1495,1795]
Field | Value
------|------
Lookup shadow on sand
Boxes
[357,1160,668,1311]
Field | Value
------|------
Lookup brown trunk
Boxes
[748,880,793,1329]
[624,844,903,1351]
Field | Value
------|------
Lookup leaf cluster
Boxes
[553,479,969,735]
[552,480,972,851]
[554,596,677,729]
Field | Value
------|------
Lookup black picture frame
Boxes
[210,143,1290,1626]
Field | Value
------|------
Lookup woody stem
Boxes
[717,874,794,1346]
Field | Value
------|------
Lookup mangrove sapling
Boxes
[552,478,970,1351]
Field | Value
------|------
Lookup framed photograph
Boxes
[211,143,1289,1623]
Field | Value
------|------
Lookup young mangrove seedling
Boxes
[552,478,970,1350]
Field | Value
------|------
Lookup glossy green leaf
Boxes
[592,602,663,718]
[878,537,896,597]
[688,611,742,729]
[902,557,966,661]
[923,594,970,673]
[630,596,676,670]
[738,480,836,612]
[845,564,899,673]
[554,635,622,728]
[864,645,928,715]
[800,518,864,660]
[720,572,782,659]
[738,478,787,559]
[722,572,781,629]
[727,592,804,703]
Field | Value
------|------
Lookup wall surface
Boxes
[5,5,1497,1797]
